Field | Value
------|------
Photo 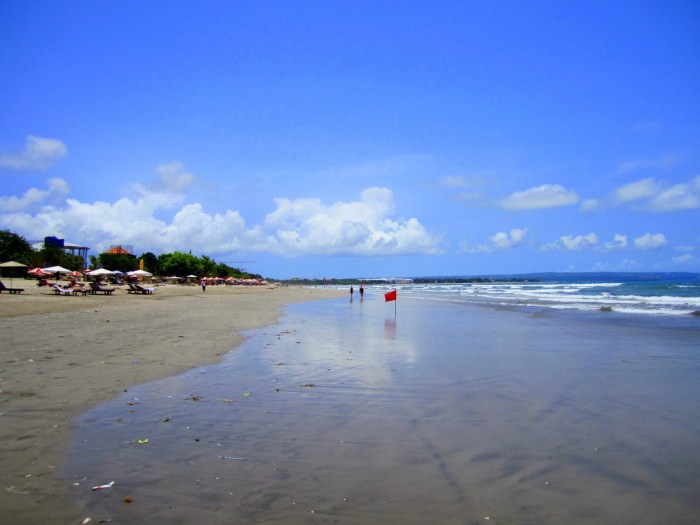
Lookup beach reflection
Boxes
[384,317,396,339]
[62,295,700,524]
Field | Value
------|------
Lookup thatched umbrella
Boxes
[0,260,28,287]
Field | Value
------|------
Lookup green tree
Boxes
[99,252,137,272]
[158,251,201,277]
[199,255,216,277]
[0,229,35,264]
[138,252,160,275]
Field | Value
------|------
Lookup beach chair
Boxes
[90,282,116,295]
[0,280,25,294]
[135,283,155,294]
[127,283,141,294]
[52,284,73,296]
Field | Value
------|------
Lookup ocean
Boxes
[368,272,700,317]
[62,275,700,524]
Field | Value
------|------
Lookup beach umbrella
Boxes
[127,270,152,277]
[42,265,71,276]
[87,268,115,276]
[28,267,45,277]
[0,260,28,287]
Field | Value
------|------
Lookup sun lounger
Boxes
[53,284,73,295]
[0,280,25,294]
[128,283,155,294]
[90,282,116,295]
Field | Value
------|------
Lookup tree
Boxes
[0,229,34,264]
[99,252,137,272]
[199,255,216,277]
[138,252,160,275]
[158,251,201,277]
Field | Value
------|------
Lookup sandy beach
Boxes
[0,281,342,525]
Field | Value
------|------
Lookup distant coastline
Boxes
[281,271,700,287]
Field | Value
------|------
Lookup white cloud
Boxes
[580,198,600,212]
[673,254,695,264]
[462,228,528,253]
[501,184,579,210]
[0,185,442,258]
[615,177,661,202]
[542,233,598,251]
[156,162,196,193]
[612,176,700,212]
[0,178,70,212]
[648,177,700,212]
[0,135,67,171]
[633,233,667,251]
[604,234,628,251]
[560,233,598,251]
[263,187,442,255]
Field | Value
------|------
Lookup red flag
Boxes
[384,289,397,302]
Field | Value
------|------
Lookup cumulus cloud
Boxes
[501,184,579,210]
[263,187,442,255]
[0,135,67,171]
[461,228,527,253]
[542,233,598,251]
[156,162,196,193]
[604,234,628,251]
[613,176,700,212]
[560,233,598,251]
[0,185,442,258]
[648,177,700,212]
[0,178,70,212]
[615,177,661,202]
[673,254,695,264]
[633,233,667,251]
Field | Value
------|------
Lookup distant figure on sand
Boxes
[201,279,206,292]
[359,284,364,300]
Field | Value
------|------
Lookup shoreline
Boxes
[0,281,342,524]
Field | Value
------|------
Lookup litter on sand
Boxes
[91,481,115,491]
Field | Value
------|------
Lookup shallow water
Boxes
[63,293,700,524]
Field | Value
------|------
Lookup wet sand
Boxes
[0,281,342,525]
[60,294,700,524]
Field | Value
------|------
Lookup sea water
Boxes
[63,285,700,524]
[370,272,700,317]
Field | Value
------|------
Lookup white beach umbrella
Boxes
[42,265,71,274]
[127,270,152,277]
[87,268,115,276]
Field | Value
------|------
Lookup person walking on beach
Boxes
[359,283,364,300]
[350,285,354,302]
[200,278,206,292]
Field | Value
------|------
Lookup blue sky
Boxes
[1,1,698,279]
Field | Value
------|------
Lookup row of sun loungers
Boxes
[50,282,154,296]
[2,279,156,297]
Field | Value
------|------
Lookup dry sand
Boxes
[0,280,341,525]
